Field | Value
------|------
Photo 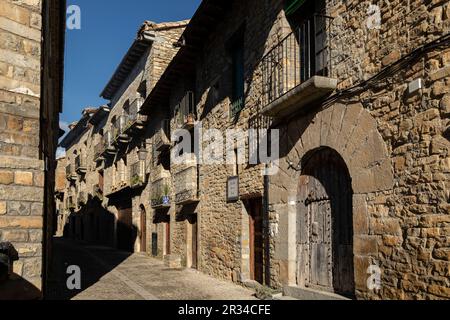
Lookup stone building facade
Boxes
[0,0,65,299]
[60,21,188,254]
[138,0,450,300]
[59,0,450,300]
[59,106,111,245]
[54,155,67,237]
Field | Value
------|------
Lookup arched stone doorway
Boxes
[297,147,354,297]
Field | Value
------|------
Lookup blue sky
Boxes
[61,0,201,134]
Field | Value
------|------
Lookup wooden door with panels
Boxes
[297,148,354,297]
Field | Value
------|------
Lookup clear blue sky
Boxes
[62,0,201,131]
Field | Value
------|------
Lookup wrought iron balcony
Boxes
[104,131,117,156]
[107,170,130,196]
[130,161,146,189]
[116,114,131,143]
[94,142,105,161]
[155,119,171,151]
[151,177,171,209]
[66,164,77,181]
[176,91,196,130]
[174,161,199,205]
[75,154,87,174]
[128,97,148,130]
[260,15,336,118]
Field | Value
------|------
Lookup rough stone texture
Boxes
[0,0,64,298]
[58,0,450,300]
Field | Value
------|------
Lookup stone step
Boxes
[283,286,350,301]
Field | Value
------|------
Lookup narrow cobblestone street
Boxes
[47,238,257,300]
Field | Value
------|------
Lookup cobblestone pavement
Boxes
[47,238,257,300]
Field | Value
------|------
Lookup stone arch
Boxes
[270,102,394,293]
[297,147,355,297]
[283,103,394,196]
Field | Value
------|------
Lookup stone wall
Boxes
[151,0,450,299]
[0,0,64,298]
[56,0,450,300]
[266,0,450,299]
[171,0,284,283]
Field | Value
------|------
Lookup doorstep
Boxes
[283,286,350,300]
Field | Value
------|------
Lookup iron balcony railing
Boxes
[128,97,147,125]
[75,154,87,173]
[151,177,171,208]
[176,91,196,128]
[174,163,199,205]
[130,161,145,188]
[117,115,129,136]
[103,131,117,155]
[260,14,333,107]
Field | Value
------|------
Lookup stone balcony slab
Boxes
[261,76,337,118]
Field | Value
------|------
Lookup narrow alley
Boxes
[47,238,257,300]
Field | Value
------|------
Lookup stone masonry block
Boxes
[0,170,14,185]
[0,201,6,214]
[1,229,29,242]
[30,202,42,216]
[14,171,33,186]
[22,258,41,278]
[0,216,42,229]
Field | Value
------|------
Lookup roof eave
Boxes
[100,32,156,101]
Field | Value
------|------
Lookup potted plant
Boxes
[131,174,141,187]
[151,191,161,207]
[162,184,170,205]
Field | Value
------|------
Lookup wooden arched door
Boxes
[297,148,354,297]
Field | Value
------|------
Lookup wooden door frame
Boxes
[164,219,171,255]
[140,207,147,253]
[246,198,264,284]
[187,215,198,269]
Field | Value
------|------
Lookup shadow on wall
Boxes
[63,197,116,248]
[0,243,41,300]
[62,195,138,253]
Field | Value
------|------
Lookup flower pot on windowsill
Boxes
[162,195,170,205]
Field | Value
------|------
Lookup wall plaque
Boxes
[227,176,239,202]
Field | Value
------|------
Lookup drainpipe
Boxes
[263,164,271,287]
